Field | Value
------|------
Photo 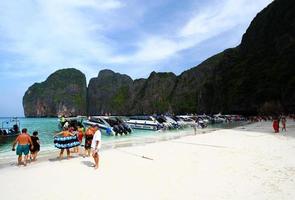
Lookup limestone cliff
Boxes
[172,0,295,115]
[23,68,87,117]
[87,69,133,115]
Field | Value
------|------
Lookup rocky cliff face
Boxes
[23,0,295,116]
[236,0,295,114]
[131,72,177,114]
[87,70,133,115]
[87,70,177,115]
[23,68,87,117]
[173,0,295,115]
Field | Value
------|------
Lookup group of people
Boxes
[54,124,101,169]
[247,115,288,134]
[273,116,287,133]
[12,128,40,166]
[12,124,101,170]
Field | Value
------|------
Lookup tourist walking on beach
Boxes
[55,127,75,159]
[30,131,40,161]
[91,125,101,170]
[281,117,287,131]
[84,125,95,157]
[12,128,33,166]
[272,117,279,133]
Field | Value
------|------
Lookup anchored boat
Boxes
[126,116,163,131]
[83,116,132,136]
[0,117,20,137]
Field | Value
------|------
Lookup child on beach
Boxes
[30,131,40,161]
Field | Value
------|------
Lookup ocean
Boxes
[0,117,245,161]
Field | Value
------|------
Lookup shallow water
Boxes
[0,117,246,161]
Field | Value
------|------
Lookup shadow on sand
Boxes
[48,157,61,162]
[48,155,80,162]
[81,160,94,168]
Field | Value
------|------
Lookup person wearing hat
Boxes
[91,124,101,170]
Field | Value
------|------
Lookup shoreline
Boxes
[0,126,219,169]
[0,122,249,169]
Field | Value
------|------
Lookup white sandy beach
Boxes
[0,120,295,200]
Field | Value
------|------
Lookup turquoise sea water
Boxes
[0,117,245,161]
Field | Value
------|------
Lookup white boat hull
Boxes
[127,122,159,131]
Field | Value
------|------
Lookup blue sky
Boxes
[0,0,271,117]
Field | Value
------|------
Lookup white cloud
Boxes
[111,37,179,63]
[110,0,271,65]
[0,0,272,79]
[0,0,123,78]
[180,0,271,38]
[63,0,123,10]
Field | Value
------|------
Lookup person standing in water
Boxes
[12,128,33,166]
[91,125,101,170]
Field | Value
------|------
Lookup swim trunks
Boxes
[16,144,30,156]
[84,135,93,149]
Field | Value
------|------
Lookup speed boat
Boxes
[126,116,163,131]
[213,113,227,123]
[0,117,20,137]
[83,116,132,136]
[156,115,180,129]
[173,116,195,127]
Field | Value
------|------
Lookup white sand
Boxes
[0,120,295,200]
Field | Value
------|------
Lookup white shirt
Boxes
[91,130,101,150]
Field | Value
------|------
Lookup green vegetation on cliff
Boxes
[23,68,87,117]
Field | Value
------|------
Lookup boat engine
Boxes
[118,124,127,134]
[122,123,132,133]
[113,125,124,136]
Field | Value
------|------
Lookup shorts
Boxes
[16,144,30,156]
[85,138,92,149]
